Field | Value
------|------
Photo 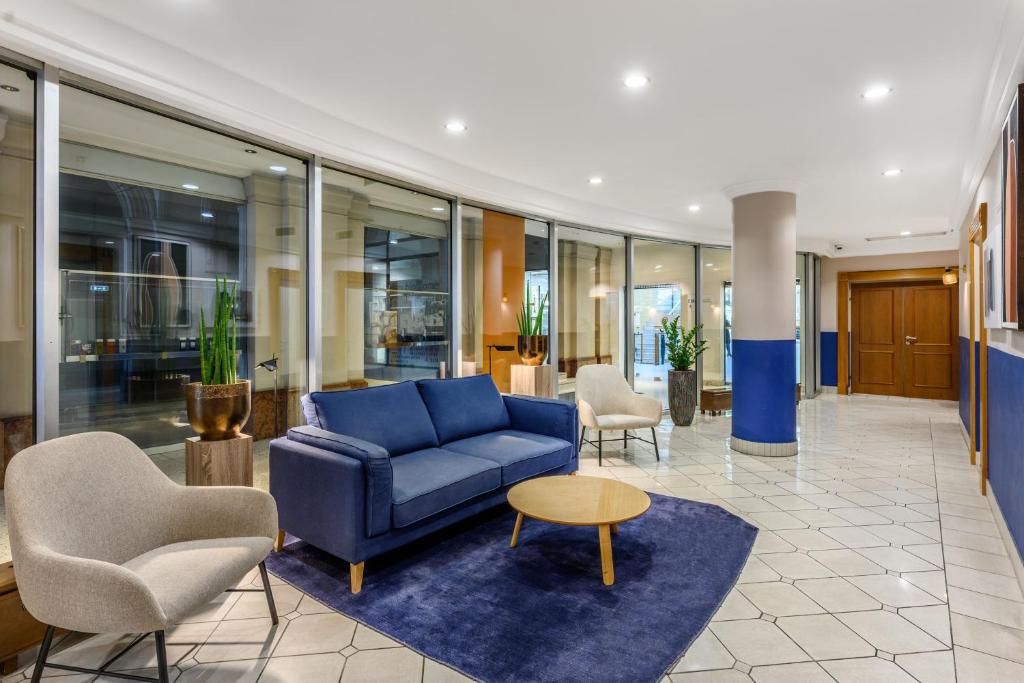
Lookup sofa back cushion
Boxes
[301,382,439,456]
[416,375,511,444]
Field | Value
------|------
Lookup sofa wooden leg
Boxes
[350,562,364,594]
[274,529,285,552]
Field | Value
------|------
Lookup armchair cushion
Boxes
[122,536,273,624]
[301,382,439,456]
[390,449,501,528]
[443,430,573,485]
[416,375,511,444]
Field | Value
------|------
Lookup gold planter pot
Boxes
[184,379,252,441]
[516,335,549,366]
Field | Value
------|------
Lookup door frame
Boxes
[967,203,988,495]
[837,266,956,395]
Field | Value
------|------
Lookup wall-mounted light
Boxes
[942,267,958,285]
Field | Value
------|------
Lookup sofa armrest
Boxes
[503,395,579,463]
[269,432,388,558]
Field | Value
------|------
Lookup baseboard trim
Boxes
[986,483,1024,599]
[820,386,838,394]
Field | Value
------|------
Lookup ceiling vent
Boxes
[865,230,950,242]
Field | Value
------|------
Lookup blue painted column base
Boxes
[730,339,798,457]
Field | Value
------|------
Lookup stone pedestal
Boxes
[510,364,555,398]
[185,434,253,487]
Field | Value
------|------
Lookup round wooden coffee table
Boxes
[507,475,651,586]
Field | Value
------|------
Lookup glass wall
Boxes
[322,168,450,389]
[701,247,732,388]
[0,61,35,565]
[557,226,626,400]
[57,87,307,448]
[460,207,549,392]
[796,254,806,388]
[633,240,696,408]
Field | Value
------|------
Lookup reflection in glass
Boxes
[57,87,307,449]
[321,168,450,389]
[632,240,696,408]
[557,226,626,399]
[702,247,732,388]
[460,207,549,392]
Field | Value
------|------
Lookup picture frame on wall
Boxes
[1000,87,1023,328]
[984,222,1003,329]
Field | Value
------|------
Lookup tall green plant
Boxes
[516,288,548,337]
[661,316,708,371]
[199,277,238,385]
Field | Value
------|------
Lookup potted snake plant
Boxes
[662,316,708,426]
[184,277,250,440]
[515,289,549,366]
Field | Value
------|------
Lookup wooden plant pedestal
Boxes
[510,364,555,398]
[185,434,253,487]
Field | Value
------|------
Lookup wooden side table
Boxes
[700,388,732,415]
[0,561,48,674]
[185,434,253,487]
[510,364,555,398]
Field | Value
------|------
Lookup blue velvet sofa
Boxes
[268,374,578,592]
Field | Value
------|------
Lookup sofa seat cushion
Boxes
[442,430,573,485]
[301,381,439,456]
[122,537,273,624]
[416,375,511,444]
[594,413,660,430]
[390,449,501,528]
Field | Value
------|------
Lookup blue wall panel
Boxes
[732,339,797,443]
[820,331,838,387]
[987,346,1024,561]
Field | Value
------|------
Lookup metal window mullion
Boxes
[548,221,559,396]
[307,157,323,392]
[36,64,60,441]
[624,235,635,387]
[694,244,703,393]
[450,199,463,377]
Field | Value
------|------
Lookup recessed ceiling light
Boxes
[654,264,663,270]
[623,73,650,89]
[389,239,399,245]
[0,84,20,93]
[900,230,912,236]
[201,211,215,219]
[688,204,701,213]
[269,165,288,173]
[244,148,258,154]
[882,168,903,177]
[705,262,713,267]
[444,120,467,133]
[181,183,199,191]
[104,240,115,245]
[588,176,603,185]
[431,206,446,212]
[862,85,893,100]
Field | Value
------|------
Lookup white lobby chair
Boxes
[575,364,662,466]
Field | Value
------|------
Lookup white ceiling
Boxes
[3,0,1022,255]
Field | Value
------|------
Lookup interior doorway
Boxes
[850,280,958,399]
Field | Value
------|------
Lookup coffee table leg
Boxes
[510,513,524,548]
[598,524,614,585]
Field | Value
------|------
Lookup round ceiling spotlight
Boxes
[431,206,446,212]
[900,230,912,236]
[588,176,604,185]
[688,204,701,213]
[882,168,903,177]
[623,73,650,89]
[444,120,467,133]
[201,211,215,219]
[269,165,288,173]
[244,148,258,154]
[181,183,200,191]
[862,85,893,100]
[0,84,20,92]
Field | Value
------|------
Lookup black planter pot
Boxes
[668,369,697,426]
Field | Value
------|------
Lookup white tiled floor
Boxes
[5,393,1024,682]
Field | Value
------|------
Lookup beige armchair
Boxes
[575,364,662,466]
[5,432,278,683]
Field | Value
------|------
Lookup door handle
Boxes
[905,335,917,345]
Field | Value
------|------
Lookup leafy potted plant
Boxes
[515,288,549,366]
[184,277,251,440]
[662,316,708,426]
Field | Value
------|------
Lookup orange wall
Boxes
[482,210,525,391]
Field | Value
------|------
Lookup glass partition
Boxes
[633,240,696,408]
[460,206,549,392]
[797,254,806,389]
[556,226,626,399]
[701,247,732,388]
[322,168,450,389]
[57,86,308,449]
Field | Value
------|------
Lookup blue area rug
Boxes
[266,493,757,683]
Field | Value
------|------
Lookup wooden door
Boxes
[852,284,903,395]
[851,281,958,399]
[903,284,958,400]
